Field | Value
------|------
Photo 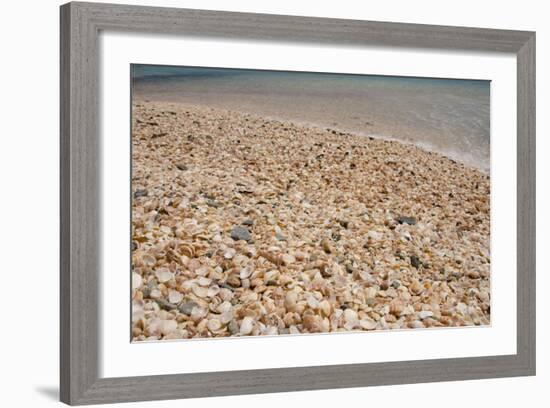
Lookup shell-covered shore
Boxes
[131,100,491,341]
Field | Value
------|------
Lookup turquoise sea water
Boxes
[132,65,490,171]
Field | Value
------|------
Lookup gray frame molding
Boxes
[60,2,536,405]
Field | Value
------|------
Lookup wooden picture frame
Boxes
[60,2,535,405]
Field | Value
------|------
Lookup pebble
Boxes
[134,189,148,199]
[155,298,176,311]
[178,301,198,316]
[175,162,188,171]
[410,255,421,269]
[396,216,417,225]
[231,226,253,243]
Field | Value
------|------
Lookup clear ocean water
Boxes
[132,65,490,171]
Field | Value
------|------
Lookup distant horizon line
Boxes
[131,63,491,84]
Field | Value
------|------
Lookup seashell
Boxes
[456,303,468,314]
[207,285,220,298]
[284,292,298,312]
[190,306,208,322]
[179,244,195,258]
[408,320,424,329]
[320,317,331,332]
[389,299,404,316]
[195,266,209,276]
[192,285,208,298]
[402,305,415,315]
[303,296,318,312]
[207,318,222,332]
[145,318,161,336]
[364,286,377,299]
[264,270,279,284]
[258,250,281,265]
[240,291,259,303]
[141,253,156,266]
[467,270,481,279]
[218,288,234,302]
[295,251,307,262]
[239,316,254,335]
[359,318,377,330]
[226,274,241,288]
[367,231,383,241]
[220,310,234,324]
[224,248,236,259]
[160,319,178,336]
[240,266,253,280]
[168,289,183,304]
[343,309,359,330]
[418,310,434,320]
[320,239,332,253]
[132,272,143,291]
[197,276,212,286]
[319,300,332,316]
[281,254,295,265]
[409,280,423,295]
[187,259,201,272]
[155,267,174,283]
[302,315,322,332]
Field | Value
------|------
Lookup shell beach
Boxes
[130,100,491,341]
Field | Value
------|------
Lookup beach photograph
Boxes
[130,65,491,341]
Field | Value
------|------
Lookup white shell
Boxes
[154,267,173,283]
[168,289,183,304]
[239,316,254,335]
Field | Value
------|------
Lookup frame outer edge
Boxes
[60,1,536,405]
[75,1,531,52]
[60,2,72,404]
[516,33,536,374]
[61,2,102,405]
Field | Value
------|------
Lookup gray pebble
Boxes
[178,301,198,315]
[155,298,176,311]
[396,216,417,225]
[134,189,148,199]
[231,225,252,243]
[410,255,421,269]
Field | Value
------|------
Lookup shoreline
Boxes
[132,96,490,174]
[131,100,491,341]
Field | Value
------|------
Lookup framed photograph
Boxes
[60,2,536,405]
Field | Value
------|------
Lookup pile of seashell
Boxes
[131,101,491,341]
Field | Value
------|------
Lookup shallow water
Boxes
[132,65,490,171]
